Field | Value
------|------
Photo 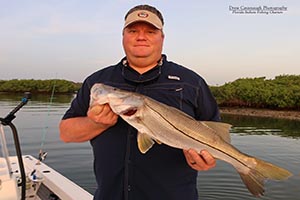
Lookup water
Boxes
[1,94,300,199]
[198,115,300,200]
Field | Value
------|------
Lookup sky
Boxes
[0,0,299,86]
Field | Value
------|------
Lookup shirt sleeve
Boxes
[195,78,221,122]
[62,78,92,119]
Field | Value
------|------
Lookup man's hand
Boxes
[88,104,118,128]
[60,104,118,143]
[183,149,216,171]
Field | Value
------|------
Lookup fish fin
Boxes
[237,157,292,197]
[254,157,293,180]
[155,139,162,145]
[239,170,265,197]
[202,121,232,143]
[137,132,155,154]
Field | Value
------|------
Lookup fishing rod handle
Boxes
[1,92,31,125]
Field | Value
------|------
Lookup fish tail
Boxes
[238,158,292,197]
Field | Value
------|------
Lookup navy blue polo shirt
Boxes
[62,55,220,200]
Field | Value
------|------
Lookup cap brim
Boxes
[124,10,163,30]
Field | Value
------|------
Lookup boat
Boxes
[0,155,93,200]
[0,93,93,200]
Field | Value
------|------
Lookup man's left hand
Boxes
[183,149,216,171]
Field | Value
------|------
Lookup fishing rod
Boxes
[0,92,31,200]
[38,79,57,163]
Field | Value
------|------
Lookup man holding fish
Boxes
[60,4,233,200]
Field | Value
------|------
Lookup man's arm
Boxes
[59,104,118,142]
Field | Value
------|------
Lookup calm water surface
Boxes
[1,94,299,200]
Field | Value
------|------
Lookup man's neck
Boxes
[127,56,162,74]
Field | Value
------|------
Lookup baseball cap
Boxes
[124,9,163,30]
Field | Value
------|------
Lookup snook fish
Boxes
[89,83,292,197]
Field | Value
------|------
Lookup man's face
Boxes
[122,22,164,61]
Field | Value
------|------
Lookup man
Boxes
[60,4,220,200]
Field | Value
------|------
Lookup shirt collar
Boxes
[121,55,165,83]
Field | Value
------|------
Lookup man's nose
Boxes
[136,31,147,40]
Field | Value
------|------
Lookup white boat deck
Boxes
[8,155,93,200]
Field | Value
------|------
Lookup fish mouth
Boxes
[121,108,137,116]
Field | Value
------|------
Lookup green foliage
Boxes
[2,75,300,110]
[0,79,81,94]
[210,75,300,110]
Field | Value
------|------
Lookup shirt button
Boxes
[128,185,131,192]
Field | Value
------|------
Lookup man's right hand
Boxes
[60,104,118,142]
[88,104,118,128]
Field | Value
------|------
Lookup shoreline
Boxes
[219,107,300,121]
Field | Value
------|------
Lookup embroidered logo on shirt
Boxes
[168,75,181,81]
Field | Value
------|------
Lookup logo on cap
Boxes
[137,12,149,18]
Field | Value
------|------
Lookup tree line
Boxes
[0,79,81,93]
[210,75,300,110]
[1,75,300,110]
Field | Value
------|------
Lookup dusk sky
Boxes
[1,0,299,85]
